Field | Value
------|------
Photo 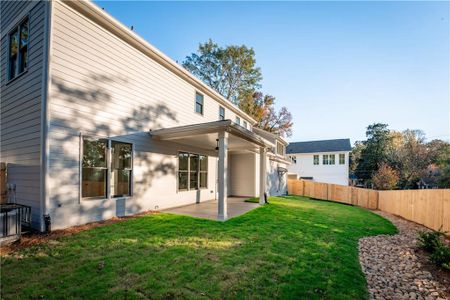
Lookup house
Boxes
[0,0,290,232]
[286,139,351,186]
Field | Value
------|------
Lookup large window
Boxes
[313,155,319,165]
[329,154,335,165]
[9,17,29,80]
[82,138,133,199]
[323,154,329,165]
[178,152,208,191]
[339,153,345,165]
[111,141,132,197]
[219,106,225,120]
[195,92,204,115]
[82,138,108,198]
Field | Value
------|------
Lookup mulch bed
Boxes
[0,211,159,256]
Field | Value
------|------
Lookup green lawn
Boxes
[1,196,396,299]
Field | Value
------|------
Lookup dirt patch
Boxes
[0,210,159,255]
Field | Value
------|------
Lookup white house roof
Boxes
[286,139,352,154]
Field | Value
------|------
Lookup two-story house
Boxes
[0,0,290,231]
[286,139,351,186]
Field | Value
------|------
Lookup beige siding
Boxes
[47,1,257,229]
[229,153,257,197]
[1,1,47,229]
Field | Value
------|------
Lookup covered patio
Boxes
[150,120,273,221]
[163,197,259,220]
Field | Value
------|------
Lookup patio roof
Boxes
[149,120,273,150]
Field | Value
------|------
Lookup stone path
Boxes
[359,211,449,300]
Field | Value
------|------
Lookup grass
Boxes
[0,196,397,299]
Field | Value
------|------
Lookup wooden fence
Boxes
[288,179,450,234]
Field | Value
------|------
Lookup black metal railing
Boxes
[0,203,31,238]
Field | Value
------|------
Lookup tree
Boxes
[355,123,392,184]
[372,162,399,190]
[350,141,365,174]
[183,40,293,137]
[182,39,262,105]
[238,91,293,137]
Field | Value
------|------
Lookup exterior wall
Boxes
[0,1,48,229]
[287,151,349,186]
[46,1,256,230]
[229,153,257,197]
[267,158,288,196]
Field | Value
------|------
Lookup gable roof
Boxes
[286,139,352,154]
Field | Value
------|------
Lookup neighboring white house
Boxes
[0,0,290,231]
[286,139,351,186]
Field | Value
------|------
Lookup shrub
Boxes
[418,230,445,252]
[430,243,450,269]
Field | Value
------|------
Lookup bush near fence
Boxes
[288,179,450,235]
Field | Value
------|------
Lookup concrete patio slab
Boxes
[163,197,259,221]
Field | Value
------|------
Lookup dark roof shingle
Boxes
[286,139,351,154]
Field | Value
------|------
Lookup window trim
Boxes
[7,15,30,83]
[329,154,335,165]
[80,135,134,201]
[177,151,208,192]
[195,92,204,115]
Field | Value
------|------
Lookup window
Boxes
[235,116,241,125]
[82,138,108,198]
[9,17,29,80]
[195,92,204,115]
[289,155,297,164]
[339,153,345,165]
[313,155,319,165]
[111,141,132,197]
[276,141,285,156]
[323,154,329,165]
[329,154,335,165]
[243,121,248,129]
[178,152,208,191]
[219,106,225,120]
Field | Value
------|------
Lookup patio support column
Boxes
[218,131,228,220]
[259,146,267,205]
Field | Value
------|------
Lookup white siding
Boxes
[229,153,257,197]
[46,2,256,229]
[288,151,350,186]
[1,1,47,229]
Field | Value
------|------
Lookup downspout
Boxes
[40,0,53,232]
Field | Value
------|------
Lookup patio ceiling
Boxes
[149,120,273,153]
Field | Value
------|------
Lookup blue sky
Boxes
[96,1,449,144]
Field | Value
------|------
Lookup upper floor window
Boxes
[195,92,204,115]
[276,141,285,156]
[219,106,225,120]
[329,154,335,165]
[339,153,345,164]
[243,121,248,129]
[323,154,329,165]
[9,17,29,80]
[313,155,319,165]
[235,116,241,125]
